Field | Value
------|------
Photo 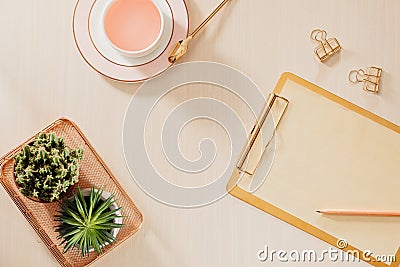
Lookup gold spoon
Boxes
[168,0,231,63]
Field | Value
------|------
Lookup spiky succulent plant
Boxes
[55,187,123,257]
[14,132,83,202]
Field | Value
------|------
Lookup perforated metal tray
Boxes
[0,118,143,267]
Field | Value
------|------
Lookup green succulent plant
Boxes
[55,187,123,257]
[14,132,83,202]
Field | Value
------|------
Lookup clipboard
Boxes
[227,73,400,266]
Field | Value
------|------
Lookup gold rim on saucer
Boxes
[72,0,189,83]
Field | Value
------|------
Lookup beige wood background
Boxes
[0,0,399,266]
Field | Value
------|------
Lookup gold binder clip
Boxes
[310,29,341,62]
[348,67,382,94]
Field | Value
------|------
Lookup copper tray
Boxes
[0,118,143,267]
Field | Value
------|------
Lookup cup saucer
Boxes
[89,0,174,67]
[73,0,189,83]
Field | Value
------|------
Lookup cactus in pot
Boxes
[14,132,84,202]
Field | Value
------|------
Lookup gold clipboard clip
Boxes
[236,93,289,176]
[311,29,341,62]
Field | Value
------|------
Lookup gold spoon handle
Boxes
[191,0,231,39]
[168,0,231,63]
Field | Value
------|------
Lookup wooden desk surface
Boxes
[0,0,399,266]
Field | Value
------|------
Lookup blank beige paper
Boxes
[229,73,400,266]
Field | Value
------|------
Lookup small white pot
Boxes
[77,188,123,252]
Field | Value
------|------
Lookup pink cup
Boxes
[103,0,164,58]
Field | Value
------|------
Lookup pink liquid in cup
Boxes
[104,0,162,53]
